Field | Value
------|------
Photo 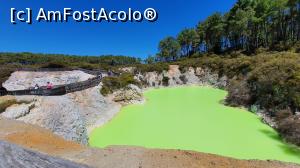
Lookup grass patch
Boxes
[0,96,17,113]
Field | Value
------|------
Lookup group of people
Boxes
[33,82,53,90]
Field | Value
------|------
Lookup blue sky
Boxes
[0,0,236,59]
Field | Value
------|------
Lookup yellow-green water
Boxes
[90,86,300,164]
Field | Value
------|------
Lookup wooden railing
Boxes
[0,90,8,96]
[65,76,102,93]
[0,68,121,96]
[2,76,102,96]
[8,86,67,96]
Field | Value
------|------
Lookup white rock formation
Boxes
[3,70,95,91]
[182,67,201,85]
[2,102,35,119]
[112,84,144,105]
[119,67,136,73]
[135,65,227,88]
[1,84,120,145]
[144,72,163,87]
[166,65,183,86]
[1,71,120,145]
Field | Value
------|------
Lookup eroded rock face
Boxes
[2,102,35,119]
[135,65,228,88]
[182,67,201,85]
[3,70,95,91]
[167,65,183,86]
[217,76,228,88]
[1,71,121,145]
[2,85,120,145]
[2,95,89,145]
[67,85,121,133]
[143,72,163,87]
[112,84,144,105]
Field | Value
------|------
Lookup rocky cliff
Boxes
[132,65,227,88]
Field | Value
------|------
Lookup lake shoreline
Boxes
[89,86,300,164]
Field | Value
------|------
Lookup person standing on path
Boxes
[46,82,53,90]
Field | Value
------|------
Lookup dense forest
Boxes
[0,53,141,67]
[149,0,300,62]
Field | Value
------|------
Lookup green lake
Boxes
[89,86,300,164]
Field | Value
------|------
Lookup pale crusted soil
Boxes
[3,70,95,91]
[0,84,121,145]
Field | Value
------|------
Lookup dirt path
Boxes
[0,117,299,168]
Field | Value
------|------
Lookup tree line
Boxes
[0,52,141,67]
[151,0,300,62]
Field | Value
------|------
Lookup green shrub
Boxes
[178,66,188,73]
[41,62,67,68]
[0,97,17,112]
[276,109,293,122]
[135,63,169,73]
[78,63,98,70]
[250,105,259,114]
[290,42,300,53]
[100,86,110,96]
[100,73,140,96]
[179,75,188,84]
[226,79,252,107]
[248,55,300,112]
[162,76,169,86]
[277,115,300,146]
[0,67,15,87]
[270,41,291,52]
